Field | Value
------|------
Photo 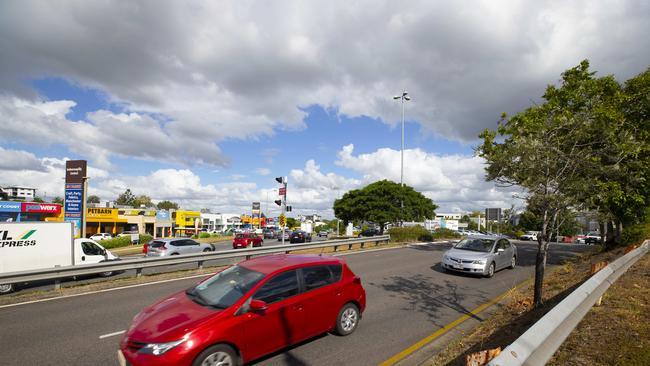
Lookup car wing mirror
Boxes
[249,299,268,312]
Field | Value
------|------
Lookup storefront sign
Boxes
[0,201,22,212]
[65,160,87,184]
[87,208,118,221]
[156,210,170,220]
[22,203,62,214]
[64,160,87,238]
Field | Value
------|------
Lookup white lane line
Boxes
[0,273,211,310]
[99,330,125,339]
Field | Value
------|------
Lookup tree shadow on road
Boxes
[370,273,490,328]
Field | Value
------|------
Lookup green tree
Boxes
[333,180,437,234]
[477,60,623,307]
[32,196,44,203]
[87,195,100,204]
[286,217,299,228]
[133,195,154,208]
[156,200,179,210]
[52,196,64,205]
[115,189,136,206]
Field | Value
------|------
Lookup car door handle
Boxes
[292,304,303,311]
[81,256,85,261]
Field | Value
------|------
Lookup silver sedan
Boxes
[145,238,215,257]
[441,235,517,277]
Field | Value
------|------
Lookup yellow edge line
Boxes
[379,278,532,366]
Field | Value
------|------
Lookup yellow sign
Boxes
[175,211,201,226]
[279,214,286,227]
[86,208,119,222]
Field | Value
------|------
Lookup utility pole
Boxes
[393,91,410,226]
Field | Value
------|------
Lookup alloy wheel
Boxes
[201,351,233,366]
[341,307,358,332]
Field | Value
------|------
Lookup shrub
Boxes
[621,221,650,246]
[139,234,153,244]
[199,232,211,238]
[432,228,461,240]
[389,226,432,242]
[98,236,132,249]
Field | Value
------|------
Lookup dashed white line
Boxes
[99,330,125,339]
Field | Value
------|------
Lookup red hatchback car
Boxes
[232,232,263,249]
[118,254,366,366]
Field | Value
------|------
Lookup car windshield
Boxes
[187,265,265,309]
[454,238,495,252]
[150,240,165,248]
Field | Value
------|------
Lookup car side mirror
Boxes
[249,299,267,313]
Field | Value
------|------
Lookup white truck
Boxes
[300,222,313,234]
[0,222,119,294]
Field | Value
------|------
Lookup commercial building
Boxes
[1,187,37,200]
[0,201,62,222]
[173,210,202,236]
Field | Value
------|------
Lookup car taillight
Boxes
[353,276,361,285]
[143,243,149,254]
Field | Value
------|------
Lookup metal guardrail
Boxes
[488,240,649,366]
[0,235,390,287]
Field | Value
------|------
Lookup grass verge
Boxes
[422,245,631,366]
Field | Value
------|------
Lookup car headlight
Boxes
[472,260,486,265]
[140,338,186,356]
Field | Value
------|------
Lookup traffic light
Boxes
[286,206,292,212]
[274,200,282,206]
[275,177,283,184]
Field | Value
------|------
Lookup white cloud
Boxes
[0,0,646,160]
[0,147,47,172]
[336,144,523,212]
[255,168,271,176]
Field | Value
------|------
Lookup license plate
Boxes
[452,264,463,269]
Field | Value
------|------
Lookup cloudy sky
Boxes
[1,0,648,218]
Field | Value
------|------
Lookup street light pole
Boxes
[393,91,410,226]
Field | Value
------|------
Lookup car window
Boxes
[187,240,199,246]
[302,265,336,291]
[253,270,299,304]
[150,240,166,248]
[190,265,265,309]
[503,240,511,248]
[329,264,342,281]
[81,241,103,255]
[454,238,495,252]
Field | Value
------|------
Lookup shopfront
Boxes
[86,208,128,235]
[0,201,62,222]
[172,210,201,236]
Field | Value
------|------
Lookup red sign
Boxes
[279,187,286,196]
[22,202,62,214]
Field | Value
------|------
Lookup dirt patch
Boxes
[548,252,650,366]
[422,245,629,366]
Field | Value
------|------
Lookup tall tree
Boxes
[115,189,136,206]
[87,195,101,204]
[156,200,179,210]
[333,180,437,233]
[478,60,623,307]
[32,196,44,203]
[52,196,64,205]
[133,195,154,208]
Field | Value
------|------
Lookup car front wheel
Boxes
[485,262,495,278]
[0,283,14,294]
[509,256,516,269]
[192,344,239,366]
[334,303,360,336]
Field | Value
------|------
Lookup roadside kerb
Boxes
[487,239,649,366]
[0,235,390,289]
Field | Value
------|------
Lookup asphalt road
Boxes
[0,241,590,366]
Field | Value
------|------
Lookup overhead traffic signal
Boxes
[274,200,282,206]
[286,206,292,212]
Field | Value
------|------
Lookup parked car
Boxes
[519,231,538,241]
[119,254,366,366]
[232,232,264,249]
[318,230,329,238]
[263,229,276,239]
[358,228,379,237]
[277,230,292,241]
[290,230,312,243]
[441,235,517,278]
[143,238,214,257]
[90,232,112,241]
[576,232,600,244]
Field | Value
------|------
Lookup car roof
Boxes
[240,254,344,275]
[465,234,506,240]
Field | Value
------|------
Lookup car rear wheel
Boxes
[99,271,114,277]
[193,344,239,366]
[203,248,211,252]
[0,283,14,294]
[485,262,495,278]
[509,256,516,269]
[334,303,360,336]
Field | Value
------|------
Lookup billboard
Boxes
[64,160,87,238]
[86,208,119,222]
[485,208,502,222]
[0,201,22,212]
[22,203,62,214]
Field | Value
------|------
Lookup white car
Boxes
[90,233,112,241]
[520,231,538,241]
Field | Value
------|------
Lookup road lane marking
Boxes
[379,278,531,366]
[99,330,125,339]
